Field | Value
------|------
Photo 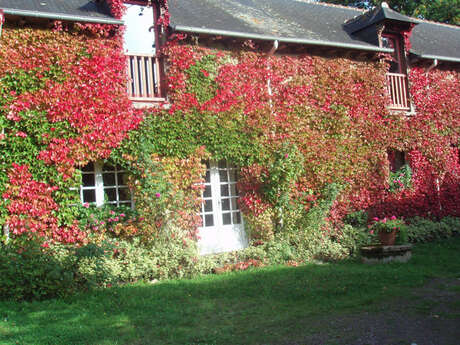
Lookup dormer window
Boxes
[123,2,164,102]
[381,33,411,111]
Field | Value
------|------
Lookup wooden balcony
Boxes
[386,73,410,111]
[126,54,164,102]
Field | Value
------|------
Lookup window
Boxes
[388,149,406,173]
[123,2,163,101]
[382,33,410,111]
[78,162,133,207]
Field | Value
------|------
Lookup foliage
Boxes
[405,216,460,243]
[74,203,139,241]
[2,237,460,344]
[279,183,350,261]
[388,164,412,193]
[343,209,368,227]
[0,239,77,301]
[1,0,460,294]
[0,17,140,243]
[370,215,406,233]
[261,142,305,231]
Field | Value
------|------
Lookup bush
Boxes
[0,240,79,301]
[281,183,351,261]
[406,216,460,243]
[343,210,368,228]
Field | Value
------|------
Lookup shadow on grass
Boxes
[1,238,460,345]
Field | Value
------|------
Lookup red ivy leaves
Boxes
[161,42,460,226]
[3,164,86,243]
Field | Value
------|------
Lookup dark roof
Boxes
[168,0,460,61]
[168,0,391,52]
[0,0,122,24]
[345,4,418,34]
[411,22,460,63]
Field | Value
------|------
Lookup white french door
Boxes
[198,160,248,254]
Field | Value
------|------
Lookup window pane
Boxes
[219,169,228,182]
[205,170,211,183]
[231,198,238,210]
[205,214,214,227]
[118,188,131,202]
[204,199,213,212]
[228,169,237,182]
[220,184,229,197]
[81,163,94,172]
[218,160,226,169]
[230,184,238,197]
[103,162,115,171]
[83,189,96,203]
[118,172,129,185]
[233,212,241,224]
[222,212,232,225]
[222,198,230,211]
[82,173,95,187]
[105,188,117,202]
[204,185,212,198]
[103,173,116,186]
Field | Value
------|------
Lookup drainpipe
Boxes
[435,177,442,214]
[426,58,438,74]
[427,58,441,215]
[266,40,285,231]
[3,224,9,243]
[267,40,279,98]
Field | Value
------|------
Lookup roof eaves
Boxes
[172,24,393,53]
[411,53,460,64]
[1,7,123,25]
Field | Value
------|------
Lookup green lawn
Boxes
[1,238,460,345]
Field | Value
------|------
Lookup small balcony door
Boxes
[381,33,411,111]
[198,161,248,255]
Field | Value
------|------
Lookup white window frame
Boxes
[76,162,133,208]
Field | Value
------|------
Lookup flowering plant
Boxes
[75,204,139,241]
[370,216,405,234]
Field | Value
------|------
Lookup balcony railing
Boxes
[386,72,410,111]
[126,54,163,101]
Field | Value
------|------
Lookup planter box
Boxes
[361,244,412,264]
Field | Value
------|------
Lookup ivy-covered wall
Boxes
[0,1,141,244]
[0,0,459,252]
[125,39,460,241]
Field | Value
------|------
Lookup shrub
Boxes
[0,239,79,301]
[405,216,460,243]
[343,210,368,228]
[280,183,351,261]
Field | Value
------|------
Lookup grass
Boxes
[1,237,460,345]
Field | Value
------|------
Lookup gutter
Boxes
[172,25,394,53]
[1,8,123,25]
[413,53,460,64]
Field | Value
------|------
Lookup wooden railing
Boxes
[126,54,163,101]
[386,72,410,111]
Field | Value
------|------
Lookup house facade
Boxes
[0,0,459,255]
